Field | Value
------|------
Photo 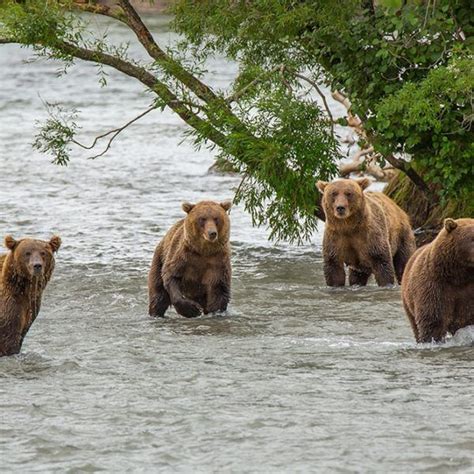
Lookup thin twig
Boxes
[71,106,157,159]
[423,0,431,29]
[294,72,334,133]
[234,172,248,198]
[279,65,293,93]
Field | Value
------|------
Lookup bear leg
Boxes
[348,268,370,286]
[205,282,231,314]
[393,234,416,284]
[0,333,22,357]
[149,290,171,317]
[148,246,170,317]
[324,258,346,287]
[416,317,447,344]
[369,250,396,286]
[402,300,419,342]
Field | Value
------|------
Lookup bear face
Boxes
[316,178,371,220]
[438,218,474,268]
[182,200,232,245]
[4,235,61,279]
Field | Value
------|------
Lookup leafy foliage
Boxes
[33,102,79,166]
[173,0,473,211]
[375,56,473,203]
[223,88,338,241]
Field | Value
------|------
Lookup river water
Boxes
[0,14,472,473]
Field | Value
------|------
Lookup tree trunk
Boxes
[384,171,470,247]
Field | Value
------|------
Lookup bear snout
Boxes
[28,253,46,277]
[30,260,44,276]
[33,263,43,276]
[336,206,346,216]
[207,230,218,241]
[203,221,219,242]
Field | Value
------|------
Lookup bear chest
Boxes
[337,238,367,267]
[182,254,223,286]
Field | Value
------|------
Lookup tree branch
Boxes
[71,105,156,159]
[384,154,431,196]
[70,1,127,24]
[332,90,432,196]
[293,72,334,134]
[339,147,396,182]
[116,0,257,146]
[0,35,229,149]
[117,0,222,107]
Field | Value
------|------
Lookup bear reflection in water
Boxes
[148,200,232,318]
[402,218,474,343]
[0,235,61,356]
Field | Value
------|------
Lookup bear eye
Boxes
[25,251,31,257]
[345,192,352,197]
[214,217,220,226]
[331,191,338,198]
[198,217,206,226]
[40,251,46,257]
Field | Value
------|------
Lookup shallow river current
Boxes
[0,15,473,473]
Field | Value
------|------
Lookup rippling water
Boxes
[0,15,473,473]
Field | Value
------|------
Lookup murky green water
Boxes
[0,15,472,473]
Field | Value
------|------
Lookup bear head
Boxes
[439,218,474,268]
[182,200,232,247]
[4,235,61,279]
[316,178,371,220]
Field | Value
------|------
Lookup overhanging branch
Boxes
[72,105,157,159]
[70,1,127,24]
[0,36,228,149]
[293,71,334,134]
[118,0,222,106]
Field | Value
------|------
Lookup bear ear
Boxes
[182,202,195,214]
[220,200,232,212]
[5,235,18,251]
[316,181,328,194]
[49,235,62,252]
[444,218,458,233]
[356,178,371,190]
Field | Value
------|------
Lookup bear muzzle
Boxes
[204,230,218,242]
[335,205,348,218]
[28,254,46,277]
[202,221,219,242]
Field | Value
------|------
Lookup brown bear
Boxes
[401,218,474,343]
[0,235,61,356]
[148,200,232,318]
[316,178,415,287]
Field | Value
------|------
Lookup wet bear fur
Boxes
[316,178,416,287]
[401,218,474,343]
[148,200,232,318]
[0,235,61,356]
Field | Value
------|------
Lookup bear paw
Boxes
[173,298,202,318]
